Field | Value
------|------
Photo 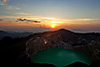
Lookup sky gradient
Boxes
[0,0,100,32]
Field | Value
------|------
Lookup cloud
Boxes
[0,15,99,25]
[17,19,26,21]
[0,0,8,5]
[74,19,95,21]
[3,0,7,2]
[15,12,29,15]
[17,19,41,23]
[6,5,20,9]
[33,21,41,23]
[63,19,97,22]
[0,1,5,5]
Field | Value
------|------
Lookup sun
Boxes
[51,24,55,28]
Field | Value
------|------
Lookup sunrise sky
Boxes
[0,0,100,32]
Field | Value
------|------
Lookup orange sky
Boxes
[0,16,100,32]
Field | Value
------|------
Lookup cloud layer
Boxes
[3,0,7,2]
[15,13,29,15]
[0,0,7,5]
[17,19,41,23]
[6,5,20,9]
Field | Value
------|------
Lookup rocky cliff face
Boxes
[25,29,100,62]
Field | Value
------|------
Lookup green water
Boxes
[32,48,91,67]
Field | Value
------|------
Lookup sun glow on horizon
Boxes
[51,24,55,28]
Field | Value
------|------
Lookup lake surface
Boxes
[32,48,91,67]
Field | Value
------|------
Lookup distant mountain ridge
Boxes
[0,30,33,40]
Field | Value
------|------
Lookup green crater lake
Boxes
[32,48,91,67]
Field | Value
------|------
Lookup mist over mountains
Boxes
[0,30,33,40]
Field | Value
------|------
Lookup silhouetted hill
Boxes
[0,30,9,39]
[57,29,78,43]
[0,30,8,34]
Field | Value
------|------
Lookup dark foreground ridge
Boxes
[0,28,100,66]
